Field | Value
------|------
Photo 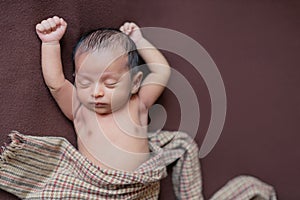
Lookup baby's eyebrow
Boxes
[76,73,92,79]
[76,72,120,80]
[100,72,119,79]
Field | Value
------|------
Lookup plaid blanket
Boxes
[0,130,276,200]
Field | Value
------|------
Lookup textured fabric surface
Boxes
[0,131,276,200]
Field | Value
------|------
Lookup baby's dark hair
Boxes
[73,28,139,76]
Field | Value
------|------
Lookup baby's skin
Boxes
[36,16,170,171]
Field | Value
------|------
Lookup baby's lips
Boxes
[93,102,108,108]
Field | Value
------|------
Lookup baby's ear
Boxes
[131,71,143,94]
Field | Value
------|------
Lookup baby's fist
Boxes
[36,16,67,44]
[120,22,143,44]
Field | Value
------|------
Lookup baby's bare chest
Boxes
[74,103,150,171]
[74,101,149,153]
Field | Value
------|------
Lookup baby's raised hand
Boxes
[36,16,67,44]
[120,22,143,44]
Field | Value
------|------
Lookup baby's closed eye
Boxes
[77,79,92,88]
[104,79,118,88]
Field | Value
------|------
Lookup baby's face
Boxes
[74,49,133,115]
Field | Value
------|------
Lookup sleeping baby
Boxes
[35,16,171,171]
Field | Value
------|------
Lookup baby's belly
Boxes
[77,136,150,172]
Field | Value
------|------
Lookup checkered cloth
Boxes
[0,130,276,200]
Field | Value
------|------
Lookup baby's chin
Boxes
[81,103,112,115]
[84,101,128,116]
[93,107,113,115]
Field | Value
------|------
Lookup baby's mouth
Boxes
[92,102,108,108]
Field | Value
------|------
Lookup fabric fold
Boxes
[0,130,276,200]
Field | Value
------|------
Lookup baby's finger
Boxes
[127,23,137,34]
[40,20,51,32]
[131,23,140,32]
[35,23,45,33]
[120,26,128,35]
[47,18,57,31]
[129,23,136,31]
[60,18,67,27]
[121,24,130,35]
[53,16,60,25]
[130,22,138,29]
[123,22,130,32]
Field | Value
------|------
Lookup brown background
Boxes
[0,1,299,199]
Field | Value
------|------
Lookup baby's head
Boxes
[72,29,143,114]
[73,28,139,76]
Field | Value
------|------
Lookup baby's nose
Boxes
[93,84,104,98]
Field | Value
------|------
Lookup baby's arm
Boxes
[120,22,171,109]
[36,16,75,120]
